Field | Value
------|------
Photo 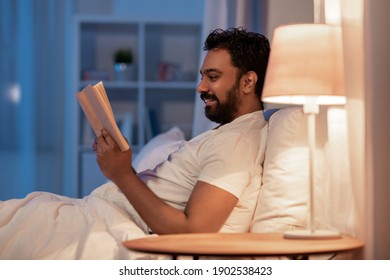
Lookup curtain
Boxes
[300,0,364,247]
[0,0,36,199]
[339,0,366,258]
[358,0,390,259]
[0,0,71,199]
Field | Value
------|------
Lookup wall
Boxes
[73,0,204,21]
[365,0,390,260]
[74,0,204,21]
[266,0,314,39]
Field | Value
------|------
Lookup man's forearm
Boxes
[112,171,189,234]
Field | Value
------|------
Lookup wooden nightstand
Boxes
[123,232,364,259]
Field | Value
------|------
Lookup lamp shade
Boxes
[262,24,345,105]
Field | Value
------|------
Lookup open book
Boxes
[76,81,129,151]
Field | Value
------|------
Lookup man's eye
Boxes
[209,76,218,81]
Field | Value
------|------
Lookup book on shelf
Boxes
[76,81,129,151]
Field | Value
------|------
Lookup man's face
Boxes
[198,49,242,124]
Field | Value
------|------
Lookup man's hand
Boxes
[94,128,134,182]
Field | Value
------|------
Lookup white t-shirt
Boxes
[138,110,268,233]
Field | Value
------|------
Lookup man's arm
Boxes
[95,128,238,234]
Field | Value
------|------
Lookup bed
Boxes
[0,107,348,259]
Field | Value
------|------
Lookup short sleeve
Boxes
[197,131,256,198]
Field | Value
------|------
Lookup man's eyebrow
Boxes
[200,68,223,75]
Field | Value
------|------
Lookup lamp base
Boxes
[284,230,341,240]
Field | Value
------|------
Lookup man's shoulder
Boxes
[190,111,266,144]
[220,111,266,132]
[206,111,266,143]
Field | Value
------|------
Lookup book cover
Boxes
[76,81,129,151]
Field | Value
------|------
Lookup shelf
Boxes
[79,80,139,89]
[145,81,198,89]
[72,16,202,197]
[79,81,198,90]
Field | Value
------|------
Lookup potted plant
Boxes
[114,49,133,64]
[114,49,135,81]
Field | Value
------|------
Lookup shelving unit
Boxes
[71,16,202,197]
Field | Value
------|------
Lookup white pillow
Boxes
[250,107,328,233]
[133,126,185,173]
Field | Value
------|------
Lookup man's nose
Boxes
[197,79,208,94]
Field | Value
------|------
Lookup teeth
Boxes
[201,94,216,104]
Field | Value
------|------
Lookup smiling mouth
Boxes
[200,94,217,104]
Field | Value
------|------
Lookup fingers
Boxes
[95,130,107,147]
[94,128,119,156]
[101,128,116,149]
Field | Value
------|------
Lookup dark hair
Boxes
[204,27,270,105]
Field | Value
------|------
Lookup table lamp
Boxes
[262,24,345,239]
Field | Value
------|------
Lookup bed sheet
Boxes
[0,182,168,260]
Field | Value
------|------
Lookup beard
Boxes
[201,81,241,125]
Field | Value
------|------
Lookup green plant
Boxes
[114,49,133,64]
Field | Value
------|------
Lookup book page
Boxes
[94,81,114,119]
[76,82,129,151]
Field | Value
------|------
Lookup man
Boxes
[94,27,270,234]
[0,27,270,259]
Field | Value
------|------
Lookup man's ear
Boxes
[242,71,258,95]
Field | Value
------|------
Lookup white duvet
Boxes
[0,181,167,260]
[0,127,188,260]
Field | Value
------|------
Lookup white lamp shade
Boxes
[262,24,345,105]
